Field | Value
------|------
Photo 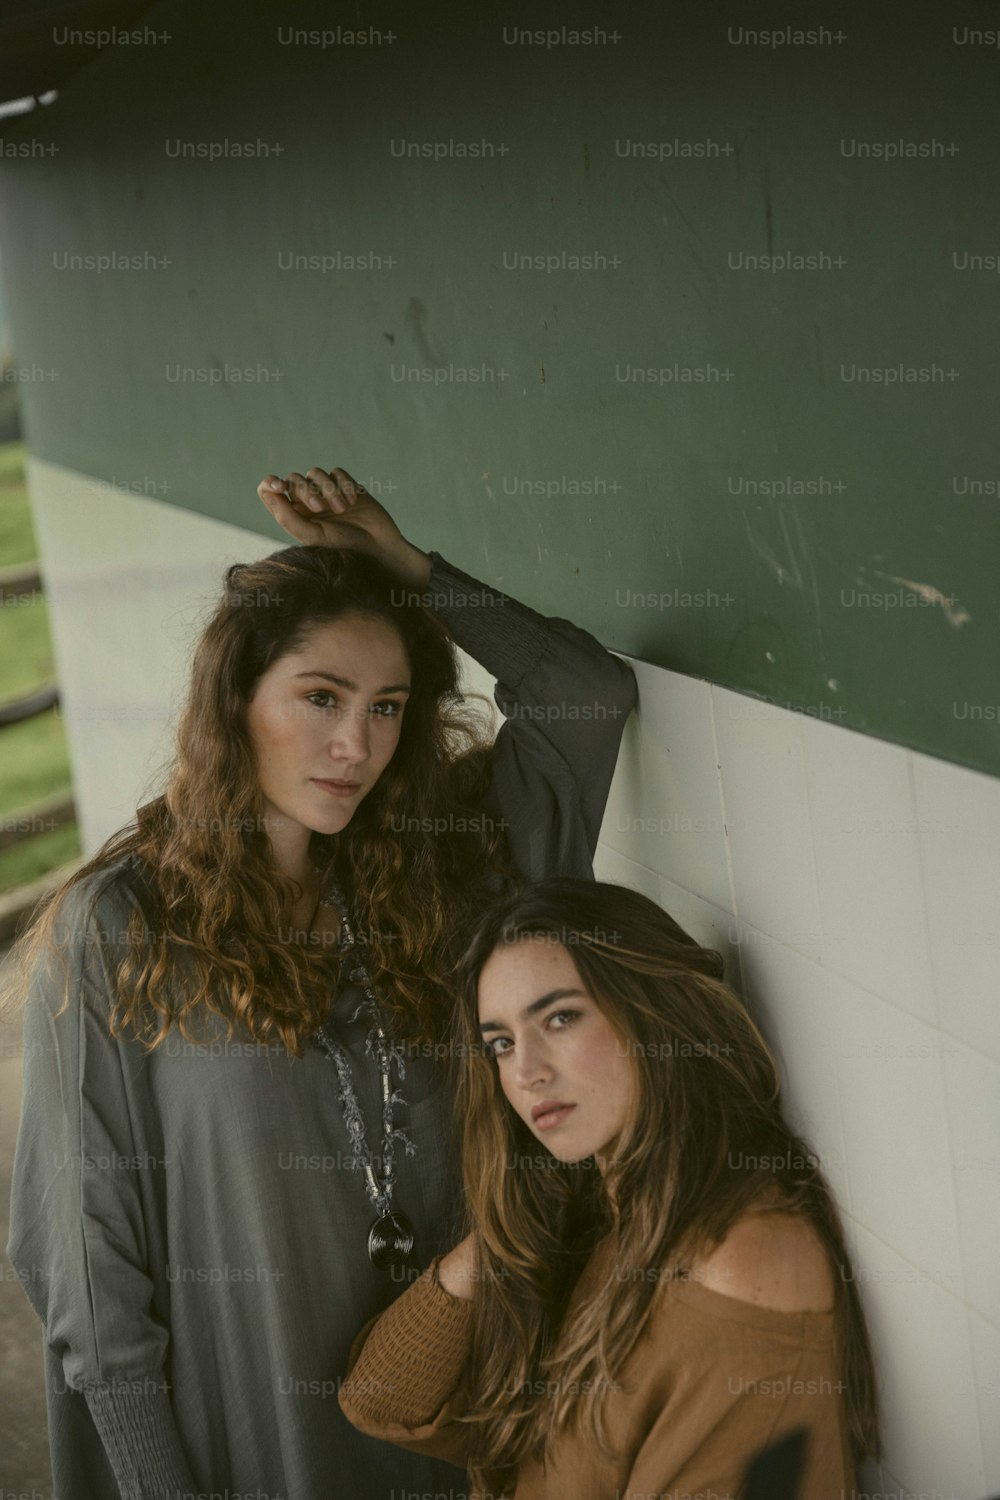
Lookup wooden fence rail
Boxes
[0,561,42,603]
[0,557,80,943]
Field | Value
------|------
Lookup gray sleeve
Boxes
[425,550,638,880]
[5,873,199,1499]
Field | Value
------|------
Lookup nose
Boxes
[512,1031,554,1093]
[327,703,372,766]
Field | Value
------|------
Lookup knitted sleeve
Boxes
[339,1256,476,1471]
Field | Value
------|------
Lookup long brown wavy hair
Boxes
[0,545,519,1053]
[447,876,881,1494]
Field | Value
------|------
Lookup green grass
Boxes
[0,824,81,891]
[0,710,74,808]
[0,440,81,893]
[0,593,56,700]
[0,441,39,568]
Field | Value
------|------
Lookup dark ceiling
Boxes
[0,0,159,105]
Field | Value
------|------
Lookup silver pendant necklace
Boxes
[310,865,417,1270]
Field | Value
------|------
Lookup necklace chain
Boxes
[309,866,416,1219]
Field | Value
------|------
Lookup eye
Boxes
[303,692,403,717]
[547,1009,581,1030]
[484,1035,512,1060]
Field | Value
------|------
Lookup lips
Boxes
[531,1101,576,1131]
[311,778,361,796]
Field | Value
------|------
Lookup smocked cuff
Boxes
[83,1376,198,1498]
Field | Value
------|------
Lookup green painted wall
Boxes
[0,0,997,774]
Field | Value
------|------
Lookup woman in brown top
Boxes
[340,877,882,1499]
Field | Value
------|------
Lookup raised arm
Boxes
[423,546,636,878]
[257,466,638,880]
[6,872,198,1499]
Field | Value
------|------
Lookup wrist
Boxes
[385,541,432,591]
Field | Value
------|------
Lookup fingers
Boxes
[259,469,365,507]
[258,468,369,530]
[276,470,325,513]
[329,468,368,505]
[300,468,337,511]
[257,477,323,543]
[302,466,368,506]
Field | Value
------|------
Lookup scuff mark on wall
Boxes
[741,505,805,589]
[785,503,824,647]
[406,296,445,366]
[657,179,703,246]
[873,571,972,628]
[738,502,825,657]
[762,158,774,258]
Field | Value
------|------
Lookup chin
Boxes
[310,792,370,828]
[317,809,357,834]
[536,1136,596,1166]
[291,803,352,837]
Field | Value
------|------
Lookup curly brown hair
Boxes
[0,545,520,1054]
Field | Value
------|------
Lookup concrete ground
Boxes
[0,942,55,1493]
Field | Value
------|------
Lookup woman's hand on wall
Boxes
[257,466,432,589]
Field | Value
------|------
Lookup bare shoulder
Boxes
[691,1207,836,1314]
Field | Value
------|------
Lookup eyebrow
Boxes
[292,671,411,694]
[479,987,587,1033]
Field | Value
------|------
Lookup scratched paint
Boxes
[741,506,805,589]
[873,571,972,629]
[406,296,443,366]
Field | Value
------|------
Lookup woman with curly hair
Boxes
[3,468,637,1500]
[340,876,880,1499]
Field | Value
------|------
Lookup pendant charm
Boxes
[367,1210,416,1269]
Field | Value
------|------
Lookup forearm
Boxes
[9,886,199,1500]
[416,550,637,875]
[340,1255,475,1431]
[384,538,432,590]
[83,1376,199,1499]
[423,549,636,707]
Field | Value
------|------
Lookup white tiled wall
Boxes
[596,666,1000,1500]
[28,458,1000,1497]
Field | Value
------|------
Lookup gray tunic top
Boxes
[6,549,637,1500]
